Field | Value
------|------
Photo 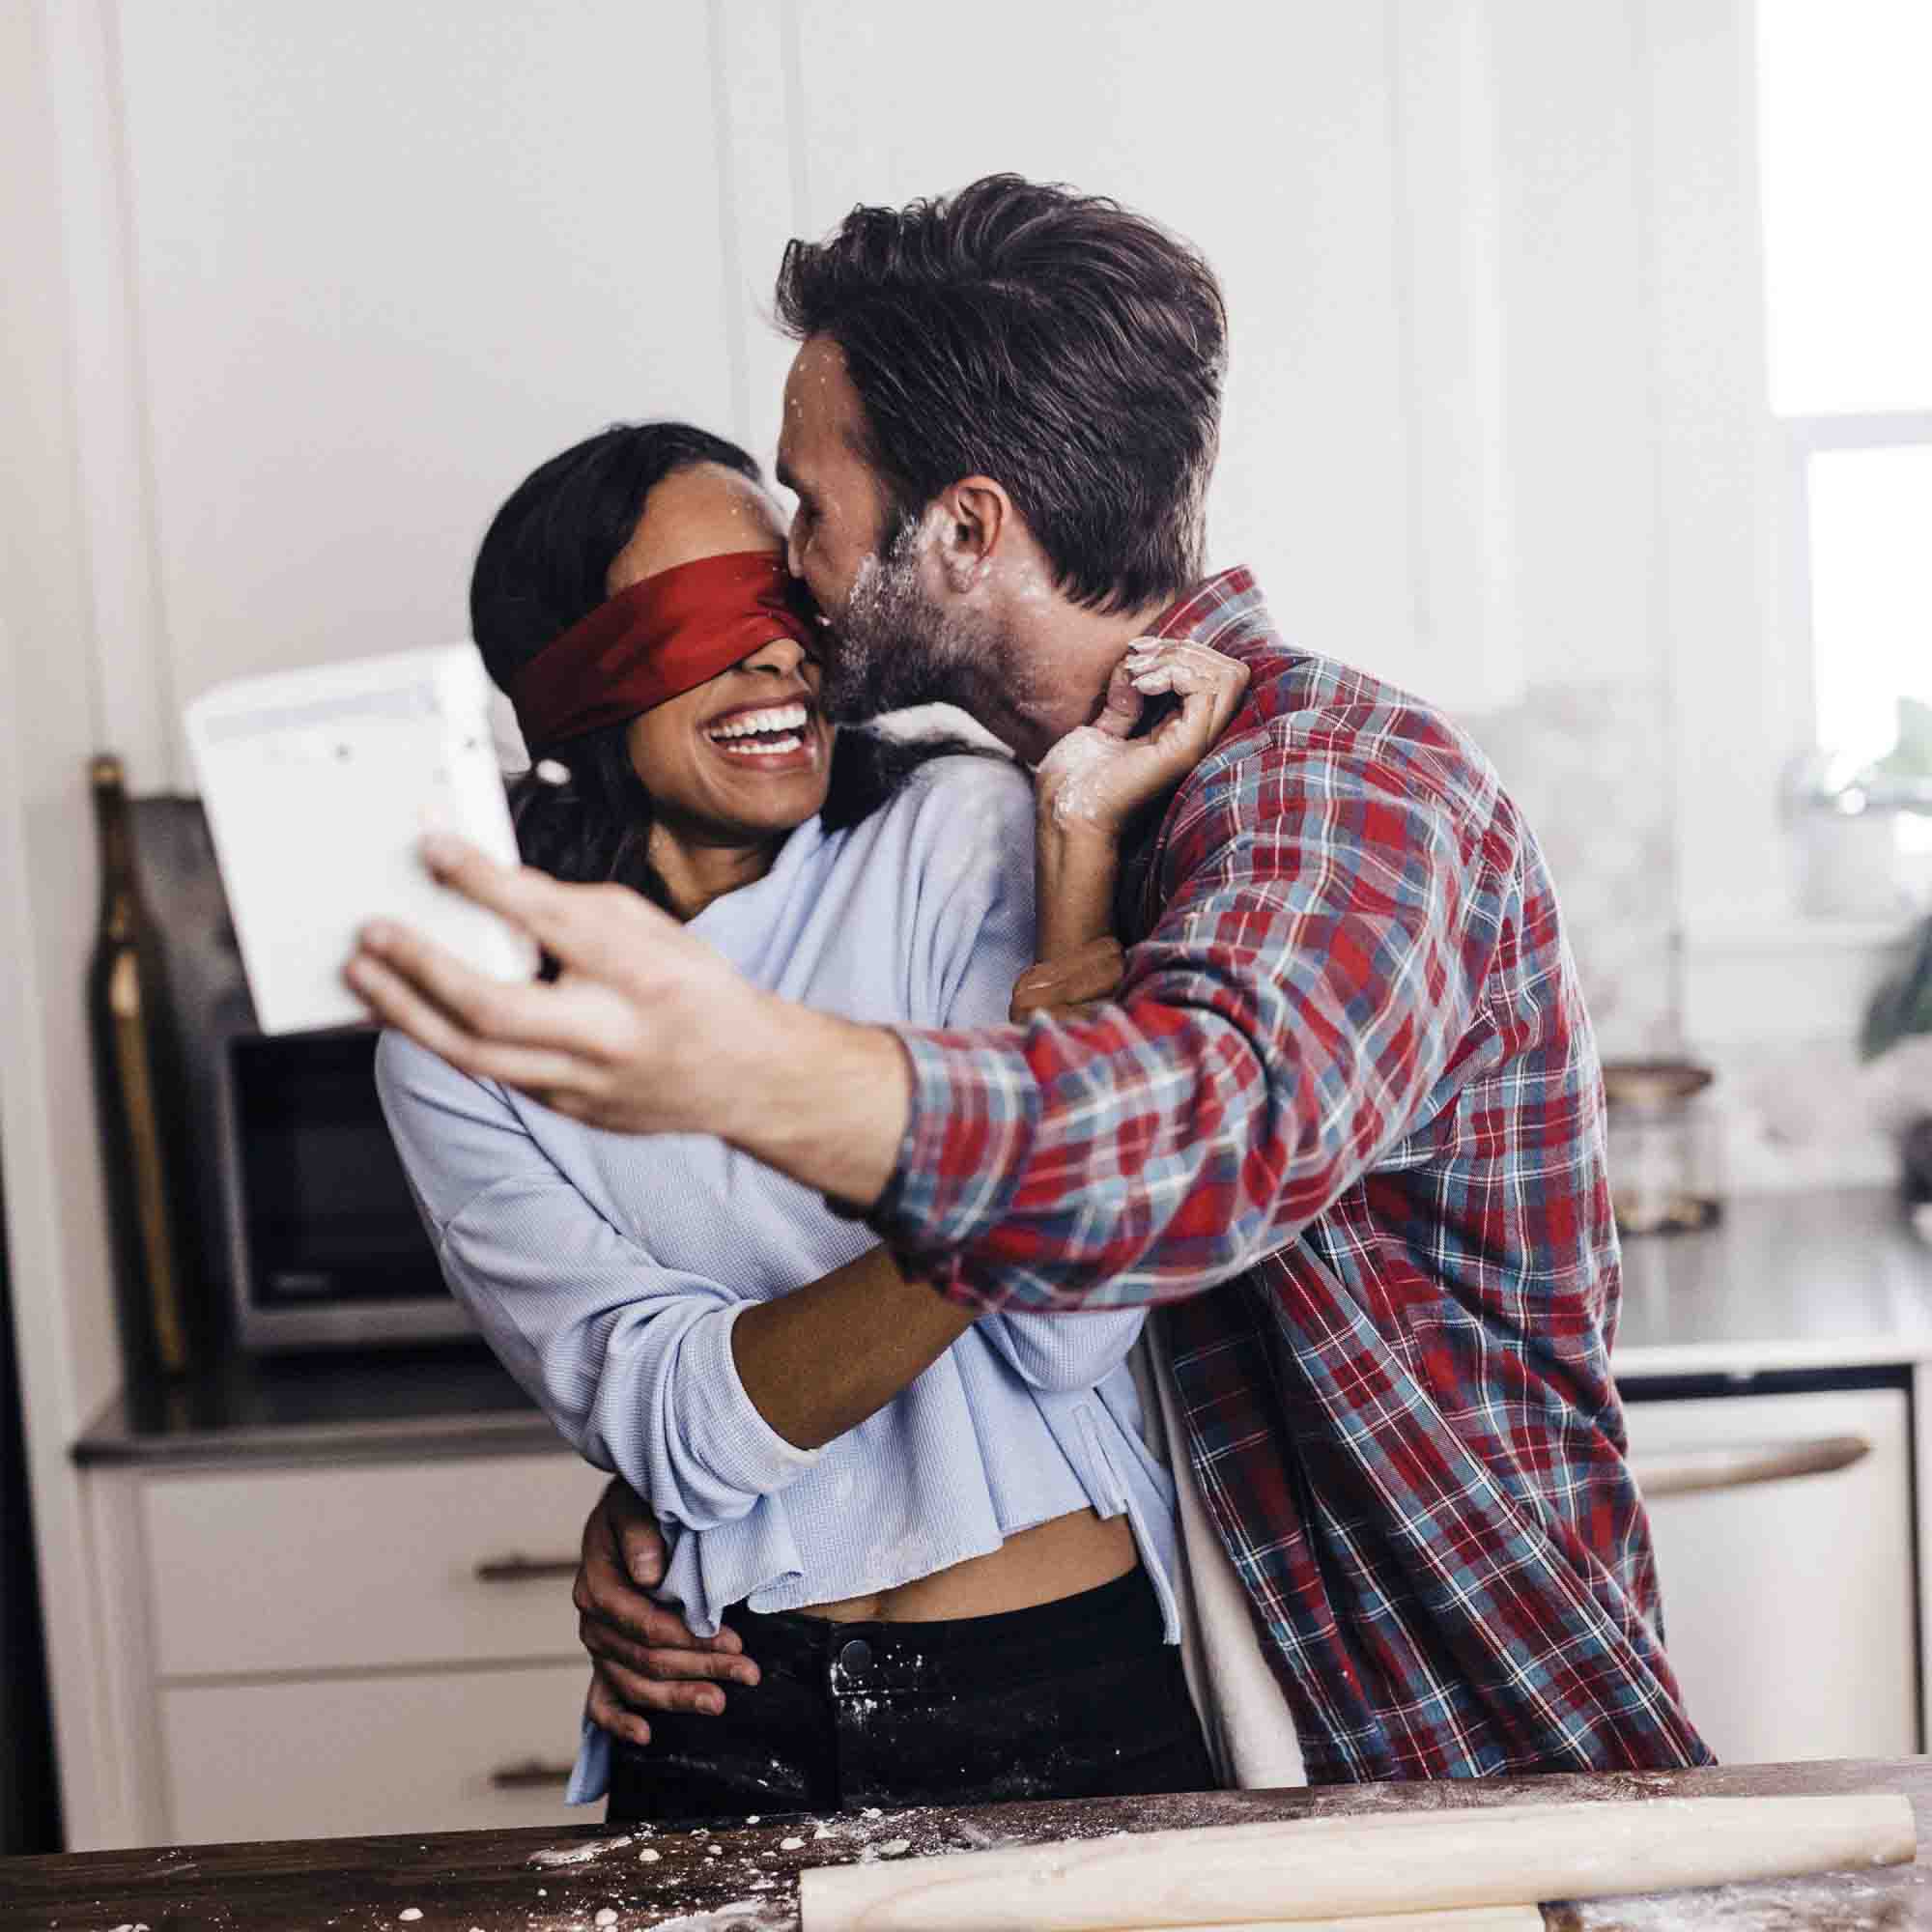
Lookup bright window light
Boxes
[1807,444,1932,766]
[1758,0,1932,415]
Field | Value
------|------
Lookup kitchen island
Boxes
[5,1759,1931,1931]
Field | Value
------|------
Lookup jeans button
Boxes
[838,1637,873,1674]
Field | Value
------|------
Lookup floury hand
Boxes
[1032,637,1249,838]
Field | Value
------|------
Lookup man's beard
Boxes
[816,512,1009,726]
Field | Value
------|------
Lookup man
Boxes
[350,174,1710,1782]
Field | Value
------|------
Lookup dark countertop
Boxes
[71,1189,1932,1470]
[4,1759,1931,1930]
[70,1339,564,1469]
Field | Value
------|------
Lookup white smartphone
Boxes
[185,642,539,1036]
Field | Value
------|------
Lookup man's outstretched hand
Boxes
[345,835,910,1208]
[346,840,763,1138]
[575,1478,760,1747]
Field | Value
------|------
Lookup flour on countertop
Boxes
[645,1904,787,1932]
[529,1835,631,1867]
[1569,1869,1918,1930]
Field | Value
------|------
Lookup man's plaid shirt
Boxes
[872,568,1712,1781]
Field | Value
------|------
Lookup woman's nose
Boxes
[744,634,809,677]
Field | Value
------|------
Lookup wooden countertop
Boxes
[6,1758,1932,1931]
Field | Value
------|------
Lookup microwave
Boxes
[215,1028,475,1350]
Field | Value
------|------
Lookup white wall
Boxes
[112,2,747,788]
[91,0,1569,805]
[791,2,1431,697]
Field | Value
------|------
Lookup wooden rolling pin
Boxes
[1131,1913,1536,1932]
[798,1792,1916,1931]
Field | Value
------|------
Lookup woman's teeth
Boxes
[705,703,810,757]
[717,734,804,756]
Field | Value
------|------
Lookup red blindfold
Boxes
[505,551,816,754]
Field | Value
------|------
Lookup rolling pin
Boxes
[1130,1913,1538,1932]
[798,1792,1916,1931]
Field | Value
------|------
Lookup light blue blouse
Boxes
[374,754,1179,1804]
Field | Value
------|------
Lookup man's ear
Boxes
[932,475,1011,590]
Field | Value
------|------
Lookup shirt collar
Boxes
[1150,566,1278,665]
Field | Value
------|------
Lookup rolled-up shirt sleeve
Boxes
[377,1032,818,1527]
[871,732,1492,1314]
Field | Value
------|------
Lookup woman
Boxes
[376,421,1226,1824]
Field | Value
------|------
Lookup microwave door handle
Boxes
[1633,1432,1872,1500]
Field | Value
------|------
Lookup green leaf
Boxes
[1865,913,1932,1058]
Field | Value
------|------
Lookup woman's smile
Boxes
[699,692,824,771]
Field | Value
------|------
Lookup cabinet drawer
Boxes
[159,1662,592,1841]
[142,1452,611,1677]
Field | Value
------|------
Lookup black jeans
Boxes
[607,1568,1214,1825]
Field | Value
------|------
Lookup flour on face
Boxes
[819,507,1027,731]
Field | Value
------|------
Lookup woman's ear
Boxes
[932,476,1011,591]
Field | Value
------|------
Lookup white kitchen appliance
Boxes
[1625,1375,1918,1764]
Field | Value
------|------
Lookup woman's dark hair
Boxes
[775,173,1227,615]
[472,420,991,909]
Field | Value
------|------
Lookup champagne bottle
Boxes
[87,754,195,1380]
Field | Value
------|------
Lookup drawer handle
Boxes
[490,1758,575,1791]
[474,1554,580,1583]
[1633,1433,1871,1500]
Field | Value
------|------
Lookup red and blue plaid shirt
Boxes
[873,567,1711,1782]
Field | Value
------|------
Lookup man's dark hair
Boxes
[776,173,1227,614]
[471,420,992,909]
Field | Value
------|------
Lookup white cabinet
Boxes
[158,1663,592,1844]
[141,1455,602,1679]
[97,1448,611,1845]
[1624,1383,1918,1765]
